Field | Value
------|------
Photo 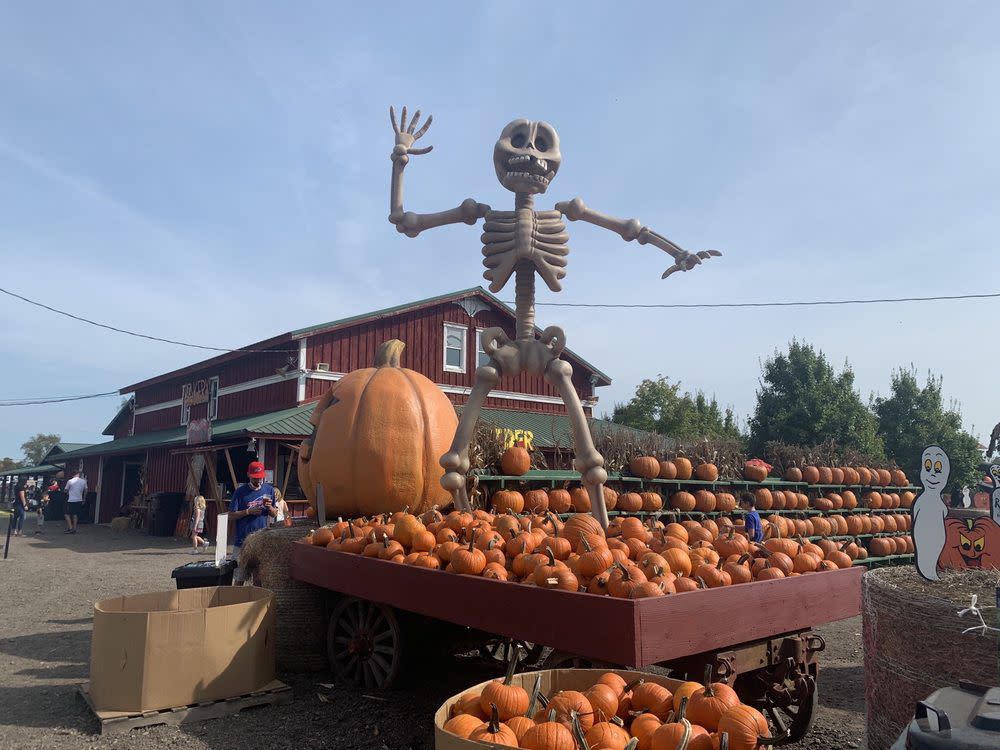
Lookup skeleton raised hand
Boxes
[386,107,722,526]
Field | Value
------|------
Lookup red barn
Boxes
[55,288,613,525]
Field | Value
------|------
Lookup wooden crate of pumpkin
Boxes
[435,666,774,749]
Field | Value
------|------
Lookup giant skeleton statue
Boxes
[388,107,721,528]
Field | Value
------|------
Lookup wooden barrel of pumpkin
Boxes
[862,567,999,750]
[239,524,327,673]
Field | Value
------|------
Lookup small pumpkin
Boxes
[670,491,697,512]
[659,460,678,480]
[480,653,530,720]
[469,703,518,747]
[686,666,740,732]
[521,710,576,750]
[717,704,770,750]
[500,445,532,476]
[630,456,662,480]
[695,462,719,482]
[673,457,694,480]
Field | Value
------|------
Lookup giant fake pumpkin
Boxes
[938,515,1000,571]
[298,339,458,517]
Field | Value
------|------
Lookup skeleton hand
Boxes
[662,249,722,279]
[389,106,433,165]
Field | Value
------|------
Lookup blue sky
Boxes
[1,2,998,458]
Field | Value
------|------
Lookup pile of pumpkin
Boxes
[443,666,770,750]
[303,503,858,597]
[623,453,910,489]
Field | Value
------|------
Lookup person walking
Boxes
[190,495,210,553]
[35,489,48,534]
[11,478,27,537]
[64,470,87,534]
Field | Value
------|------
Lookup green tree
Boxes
[748,341,883,457]
[611,376,743,441]
[1,457,23,472]
[873,367,981,489]
[20,433,61,466]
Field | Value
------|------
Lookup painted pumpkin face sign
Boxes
[938,516,1000,571]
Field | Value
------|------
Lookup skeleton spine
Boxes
[514,193,535,341]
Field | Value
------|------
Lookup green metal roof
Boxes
[464,407,667,450]
[52,405,316,461]
[41,442,95,462]
[0,463,61,478]
[102,398,133,436]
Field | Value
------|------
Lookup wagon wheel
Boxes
[540,649,619,671]
[754,670,818,745]
[478,638,543,669]
[327,598,402,690]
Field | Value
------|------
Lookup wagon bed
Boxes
[291,542,861,667]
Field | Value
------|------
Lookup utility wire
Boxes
[512,291,1000,309]
[0,286,300,353]
[0,391,120,406]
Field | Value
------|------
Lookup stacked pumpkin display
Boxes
[302,495,858,597]
[780,463,910,488]
[443,667,771,750]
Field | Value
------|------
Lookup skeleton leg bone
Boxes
[544,358,609,529]
[439,363,501,511]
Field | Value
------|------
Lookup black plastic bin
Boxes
[148,492,185,536]
[171,559,238,589]
[891,681,1000,749]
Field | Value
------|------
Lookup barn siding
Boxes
[303,300,596,414]
[146,448,189,495]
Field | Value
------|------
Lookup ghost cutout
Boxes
[912,445,950,581]
[989,464,1000,524]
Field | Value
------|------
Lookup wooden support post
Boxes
[224,448,239,489]
[205,453,224,514]
[281,447,294,499]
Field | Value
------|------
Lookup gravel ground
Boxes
[0,524,867,750]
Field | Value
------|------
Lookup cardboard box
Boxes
[89,586,276,713]
[434,668,684,749]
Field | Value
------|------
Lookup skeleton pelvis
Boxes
[481,326,566,377]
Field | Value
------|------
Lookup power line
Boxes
[0,286,299,353]
[511,291,1000,309]
[0,391,120,407]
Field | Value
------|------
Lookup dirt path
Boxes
[0,524,867,749]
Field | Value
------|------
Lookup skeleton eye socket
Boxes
[511,133,527,148]
[536,137,549,152]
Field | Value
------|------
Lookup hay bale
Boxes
[862,567,999,750]
[239,525,327,673]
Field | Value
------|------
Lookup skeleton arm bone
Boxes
[555,197,721,278]
[388,106,490,238]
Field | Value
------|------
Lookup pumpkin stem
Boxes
[622,678,643,695]
[737,553,752,565]
[624,739,639,750]
[503,644,521,686]
[545,547,556,566]
[581,535,593,553]
[547,708,556,723]
[694,575,707,589]
[718,732,729,750]
[676,695,689,722]
[487,702,501,734]
[571,711,590,750]
[702,664,716,697]
[468,530,477,551]
[373,339,405,368]
[610,715,625,728]
[547,513,559,536]
[526,674,542,716]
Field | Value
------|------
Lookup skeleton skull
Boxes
[493,119,560,195]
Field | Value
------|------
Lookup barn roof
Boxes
[120,287,611,393]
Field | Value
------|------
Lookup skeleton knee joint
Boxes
[621,218,642,242]
[460,198,481,223]
[546,358,573,380]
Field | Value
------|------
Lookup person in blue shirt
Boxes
[740,491,764,543]
[229,461,277,549]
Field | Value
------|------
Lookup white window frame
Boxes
[207,376,220,421]
[443,323,467,374]
[180,384,191,426]
[475,328,491,369]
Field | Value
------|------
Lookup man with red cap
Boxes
[228,460,277,549]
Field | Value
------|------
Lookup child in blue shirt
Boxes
[740,491,764,543]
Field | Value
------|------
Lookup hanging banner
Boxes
[186,418,212,446]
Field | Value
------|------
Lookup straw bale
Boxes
[239,525,327,672]
[862,566,999,750]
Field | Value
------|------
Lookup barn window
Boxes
[475,329,490,368]
[207,376,220,421]
[443,323,467,373]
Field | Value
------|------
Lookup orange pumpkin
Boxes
[500,446,531,476]
[630,456,661,480]
[673,457,694,480]
[299,340,457,517]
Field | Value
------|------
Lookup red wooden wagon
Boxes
[290,542,862,742]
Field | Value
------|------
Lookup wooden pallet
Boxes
[77,679,292,735]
